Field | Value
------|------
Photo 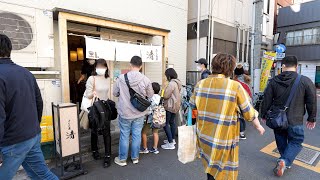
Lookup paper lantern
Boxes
[70,51,77,62]
[77,48,84,60]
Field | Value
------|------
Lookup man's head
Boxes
[195,58,208,71]
[281,56,298,72]
[130,56,143,71]
[234,64,245,76]
[0,34,12,58]
[211,53,236,77]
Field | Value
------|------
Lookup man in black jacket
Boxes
[261,56,317,177]
[195,58,211,80]
[0,34,58,179]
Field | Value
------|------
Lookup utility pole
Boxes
[253,0,264,94]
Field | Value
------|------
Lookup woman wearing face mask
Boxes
[78,59,96,84]
[84,59,112,168]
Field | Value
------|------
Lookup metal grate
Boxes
[273,147,320,165]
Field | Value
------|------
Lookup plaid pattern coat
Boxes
[190,74,258,180]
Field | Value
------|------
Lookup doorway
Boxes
[67,33,100,105]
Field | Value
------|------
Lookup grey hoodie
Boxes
[113,71,154,119]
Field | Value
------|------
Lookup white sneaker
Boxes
[132,159,139,164]
[163,139,176,145]
[161,143,175,150]
[114,157,127,167]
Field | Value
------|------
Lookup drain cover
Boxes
[273,147,320,165]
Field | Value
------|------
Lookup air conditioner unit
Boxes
[0,2,54,67]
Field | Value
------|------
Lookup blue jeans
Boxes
[163,111,176,143]
[0,133,58,180]
[274,125,304,166]
[118,116,144,161]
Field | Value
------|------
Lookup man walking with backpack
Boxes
[113,56,154,166]
[261,56,317,177]
[0,34,58,179]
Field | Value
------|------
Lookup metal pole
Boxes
[207,0,212,62]
[196,0,201,60]
[209,0,215,70]
[242,26,246,63]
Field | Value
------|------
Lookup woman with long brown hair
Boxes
[190,53,265,180]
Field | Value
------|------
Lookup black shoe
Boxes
[92,151,101,160]
[103,156,111,168]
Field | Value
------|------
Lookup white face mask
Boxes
[197,65,202,71]
[88,60,95,65]
[96,68,106,76]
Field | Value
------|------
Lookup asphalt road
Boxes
[71,94,320,180]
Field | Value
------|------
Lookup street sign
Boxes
[276,53,285,60]
[275,44,286,53]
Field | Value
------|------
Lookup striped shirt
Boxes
[190,74,258,180]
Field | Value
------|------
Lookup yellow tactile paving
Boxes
[260,141,320,173]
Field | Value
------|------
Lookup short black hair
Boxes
[282,56,298,68]
[165,68,178,81]
[152,82,161,94]
[0,34,12,57]
[92,59,110,78]
[130,56,143,67]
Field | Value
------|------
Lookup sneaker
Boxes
[240,132,247,140]
[149,147,159,154]
[140,148,149,154]
[132,158,139,164]
[163,139,176,145]
[274,159,286,177]
[161,143,175,150]
[114,157,127,167]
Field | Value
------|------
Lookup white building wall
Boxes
[1,0,188,84]
[188,0,253,27]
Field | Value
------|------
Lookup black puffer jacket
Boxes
[261,71,317,126]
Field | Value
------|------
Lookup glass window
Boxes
[303,29,313,44]
[294,30,302,45]
[314,28,320,44]
[286,32,294,46]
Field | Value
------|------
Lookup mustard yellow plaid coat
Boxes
[190,74,258,180]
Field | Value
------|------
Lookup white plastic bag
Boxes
[177,124,197,164]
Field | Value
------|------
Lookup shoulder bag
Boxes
[266,74,301,130]
[124,73,151,112]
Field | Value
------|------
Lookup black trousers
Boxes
[207,174,215,180]
[91,121,111,157]
[239,117,246,132]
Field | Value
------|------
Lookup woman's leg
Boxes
[91,131,99,152]
[169,112,177,140]
[103,121,111,157]
[163,111,173,143]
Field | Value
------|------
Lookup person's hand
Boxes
[93,91,97,97]
[306,122,316,130]
[77,75,85,84]
[256,124,265,135]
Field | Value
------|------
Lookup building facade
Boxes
[0,0,188,116]
[277,0,320,85]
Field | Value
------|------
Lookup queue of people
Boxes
[0,32,317,180]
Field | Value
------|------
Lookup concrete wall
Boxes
[1,0,188,84]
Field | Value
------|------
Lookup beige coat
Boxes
[163,79,182,113]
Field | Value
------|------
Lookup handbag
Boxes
[178,107,197,164]
[124,73,151,112]
[80,77,96,129]
[266,74,301,130]
[79,110,89,130]
[151,89,166,129]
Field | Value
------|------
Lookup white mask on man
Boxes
[197,65,202,71]
[96,68,106,76]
